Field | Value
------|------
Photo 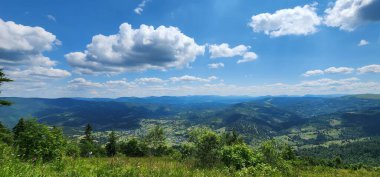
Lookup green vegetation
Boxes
[1,119,380,176]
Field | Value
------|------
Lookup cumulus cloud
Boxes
[303,69,324,77]
[358,39,369,46]
[6,67,71,80]
[303,67,354,77]
[208,43,248,58]
[208,43,258,63]
[0,18,57,53]
[357,64,380,73]
[135,77,165,84]
[324,0,380,31]
[169,75,217,83]
[134,0,149,15]
[68,78,103,88]
[237,52,258,64]
[249,3,321,37]
[66,23,205,74]
[208,62,224,69]
[324,67,354,74]
[0,18,70,81]
[300,77,360,87]
[60,76,380,97]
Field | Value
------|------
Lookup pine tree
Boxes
[0,69,12,106]
[13,119,66,162]
[106,131,117,157]
[13,118,26,141]
[84,123,93,142]
[80,123,96,157]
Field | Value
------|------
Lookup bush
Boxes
[178,142,196,159]
[237,163,282,177]
[143,125,169,156]
[66,140,80,158]
[13,120,66,162]
[221,144,257,170]
[0,122,12,145]
[190,127,222,167]
[119,138,145,157]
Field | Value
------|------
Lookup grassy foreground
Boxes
[1,157,380,177]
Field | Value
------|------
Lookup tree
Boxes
[105,131,117,157]
[13,118,26,141]
[13,119,66,162]
[282,145,296,161]
[0,69,12,106]
[144,125,167,156]
[66,140,80,158]
[120,138,145,157]
[189,127,222,167]
[0,121,12,145]
[223,130,244,145]
[178,142,196,159]
[80,124,96,157]
[221,144,257,170]
[84,123,93,142]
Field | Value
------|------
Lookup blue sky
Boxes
[0,0,380,97]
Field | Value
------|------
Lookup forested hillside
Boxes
[1,95,380,167]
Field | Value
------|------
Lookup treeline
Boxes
[0,119,300,176]
[1,118,377,176]
[298,137,380,167]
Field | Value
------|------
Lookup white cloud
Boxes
[324,0,373,31]
[357,64,380,73]
[237,52,258,64]
[134,0,149,15]
[208,43,248,58]
[6,67,71,80]
[300,77,360,87]
[208,62,224,69]
[66,23,205,74]
[0,18,70,82]
[68,78,103,88]
[324,67,354,74]
[47,15,56,22]
[358,39,369,46]
[0,18,57,54]
[208,43,258,64]
[4,75,380,98]
[303,66,354,77]
[303,69,324,77]
[135,77,165,84]
[169,75,217,83]
[249,3,321,37]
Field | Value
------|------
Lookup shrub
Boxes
[65,140,80,158]
[178,142,196,159]
[0,121,12,145]
[221,144,257,170]
[190,127,222,167]
[13,120,66,162]
[237,163,282,177]
[120,138,145,157]
[143,125,169,156]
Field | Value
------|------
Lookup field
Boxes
[1,157,380,177]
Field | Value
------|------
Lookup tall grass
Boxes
[0,157,231,177]
[1,156,380,177]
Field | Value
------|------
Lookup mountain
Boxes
[1,95,380,145]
